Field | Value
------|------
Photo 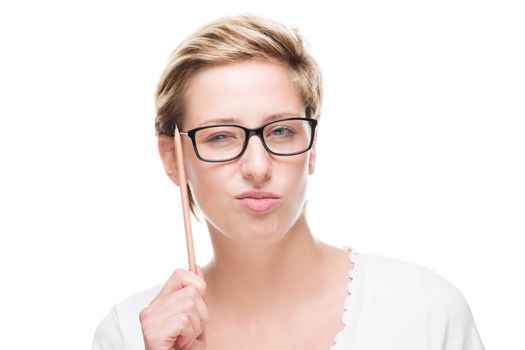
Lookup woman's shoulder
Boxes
[334,248,484,348]
[355,250,481,335]
[356,250,468,303]
[92,284,162,350]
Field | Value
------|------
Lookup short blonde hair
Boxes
[155,14,323,219]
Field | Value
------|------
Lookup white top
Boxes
[92,247,485,349]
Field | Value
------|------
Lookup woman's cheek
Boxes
[192,173,226,216]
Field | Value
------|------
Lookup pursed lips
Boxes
[235,191,280,212]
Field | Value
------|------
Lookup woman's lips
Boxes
[237,197,280,213]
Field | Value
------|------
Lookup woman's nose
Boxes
[239,134,272,182]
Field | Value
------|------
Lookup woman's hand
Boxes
[139,266,208,350]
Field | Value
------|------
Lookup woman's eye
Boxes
[269,127,294,137]
[207,134,233,143]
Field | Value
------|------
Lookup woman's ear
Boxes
[157,134,181,186]
[308,144,316,175]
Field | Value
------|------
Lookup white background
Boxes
[0,0,523,348]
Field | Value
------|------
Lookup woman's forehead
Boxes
[183,61,305,129]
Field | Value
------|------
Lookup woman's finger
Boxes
[152,268,207,302]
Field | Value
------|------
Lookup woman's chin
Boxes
[239,222,289,245]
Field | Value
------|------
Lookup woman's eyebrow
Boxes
[196,112,301,127]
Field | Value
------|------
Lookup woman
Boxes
[93,14,484,350]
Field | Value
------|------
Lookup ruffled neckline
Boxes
[330,245,357,349]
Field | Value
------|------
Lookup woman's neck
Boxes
[202,214,332,316]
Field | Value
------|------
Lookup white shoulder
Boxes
[360,253,427,293]
[419,266,471,320]
[357,253,485,348]
[92,304,126,350]
[92,284,162,350]
[419,266,485,349]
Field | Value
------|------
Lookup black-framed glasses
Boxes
[178,117,318,162]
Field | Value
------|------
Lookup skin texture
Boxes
[153,60,353,349]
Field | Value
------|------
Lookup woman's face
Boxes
[162,60,316,245]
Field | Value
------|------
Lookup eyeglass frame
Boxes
[177,117,318,163]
